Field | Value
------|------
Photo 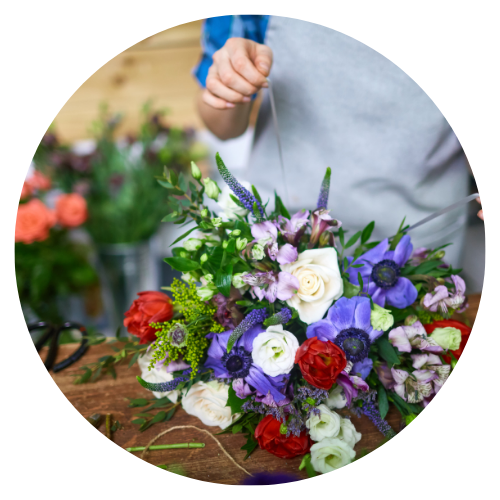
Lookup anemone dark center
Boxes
[226,355,243,372]
[221,346,252,379]
[334,328,371,363]
[371,259,400,289]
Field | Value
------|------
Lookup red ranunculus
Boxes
[124,291,174,344]
[255,415,312,459]
[295,337,347,390]
[424,319,471,364]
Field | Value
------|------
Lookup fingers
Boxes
[476,196,481,204]
[477,209,484,220]
[202,38,274,110]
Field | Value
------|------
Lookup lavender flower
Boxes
[317,167,332,209]
[263,307,292,327]
[137,368,192,393]
[216,152,264,217]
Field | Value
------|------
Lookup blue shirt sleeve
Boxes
[193,15,270,88]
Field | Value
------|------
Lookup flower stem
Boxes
[126,443,205,452]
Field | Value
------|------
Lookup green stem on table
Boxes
[126,443,205,452]
[105,413,112,440]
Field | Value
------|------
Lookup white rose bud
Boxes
[181,381,239,429]
[191,161,202,180]
[236,237,248,251]
[370,304,394,331]
[251,325,299,376]
[337,418,362,448]
[203,178,222,201]
[326,384,347,409]
[200,253,208,264]
[429,327,462,351]
[252,244,265,260]
[200,208,209,218]
[305,404,342,442]
[203,273,214,284]
[183,238,203,252]
[310,438,356,473]
[230,229,241,237]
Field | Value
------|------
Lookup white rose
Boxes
[305,404,342,442]
[251,325,299,377]
[338,418,362,448]
[137,352,179,402]
[218,182,251,220]
[326,384,347,410]
[280,248,343,324]
[310,437,356,473]
[181,381,239,429]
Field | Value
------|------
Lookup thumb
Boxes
[251,43,273,76]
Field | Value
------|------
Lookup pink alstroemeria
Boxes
[309,209,342,247]
[336,370,369,406]
[251,220,279,259]
[278,210,310,246]
[389,320,443,353]
[242,271,299,303]
[232,378,253,398]
[422,275,467,315]
[411,353,451,395]
[391,367,437,404]
[374,362,396,390]
[276,243,298,265]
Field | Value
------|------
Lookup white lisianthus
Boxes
[181,381,239,429]
[370,304,394,331]
[251,325,299,376]
[137,352,179,402]
[310,438,356,473]
[232,273,249,291]
[252,244,265,260]
[326,384,347,409]
[183,238,203,252]
[337,418,362,448]
[305,404,342,442]
[280,248,343,324]
[218,182,251,220]
[429,327,462,351]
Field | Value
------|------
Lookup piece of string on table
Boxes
[140,425,253,477]
[267,78,290,206]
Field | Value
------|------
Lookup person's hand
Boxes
[476,196,484,220]
[202,37,273,110]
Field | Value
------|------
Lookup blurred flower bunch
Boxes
[33,102,207,244]
[15,169,97,323]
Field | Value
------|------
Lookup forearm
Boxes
[197,91,253,140]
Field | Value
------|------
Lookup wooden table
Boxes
[44,295,480,484]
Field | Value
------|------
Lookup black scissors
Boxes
[29,321,89,373]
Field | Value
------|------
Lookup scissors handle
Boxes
[52,322,89,373]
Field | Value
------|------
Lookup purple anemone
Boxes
[346,235,418,309]
[306,296,383,363]
[204,325,288,403]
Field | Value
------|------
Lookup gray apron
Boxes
[244,16,469,266]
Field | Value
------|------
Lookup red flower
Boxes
[255,415,311,459]
[124,291,174,344]
[295,337,347,390]
[424,319,471,364]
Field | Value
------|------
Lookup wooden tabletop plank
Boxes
[42,294,480,484]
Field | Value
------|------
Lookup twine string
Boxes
[140,425,253,477]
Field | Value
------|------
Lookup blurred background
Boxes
[16,19,484,336]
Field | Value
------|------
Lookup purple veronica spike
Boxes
[263,307,292,327]
[316,167,332,209]
[136,368,192,393]
[361,399,396,438]
[216,153,264,217]
[227,308,268,352]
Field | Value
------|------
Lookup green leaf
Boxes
[215,264,233,298]
[128,351,141,369]
[376,336,400,366]
[377,386,389,419]
[361,221,375,244]
[165,406,177,421]
[338,227,345,247]
[168,225,200,247]
[164,257,200,273]
[251,185,263,204]
[252,201,261,219]
[161,212,181,223]
[151,411,167,424]
[342,277,360,298]
[357,272,364,292]
[131,418,146,425]
[345,231,362,249]
[226,385,250,414]
[299,454,317,478]
[128,398,150,408]
[274,192,291,219]
[240,434,259,460]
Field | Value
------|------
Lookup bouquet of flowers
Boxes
[16,169,98,323]
[124,154,472,475]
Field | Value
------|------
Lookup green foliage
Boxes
[374,334,400,367]
[129,395,179,432]
[299,454,317,478]
[226,385,250,414]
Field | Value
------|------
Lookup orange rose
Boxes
[15,199,56,244]
[55,193,88,228]
[27,170,52,191]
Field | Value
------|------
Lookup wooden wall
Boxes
[53,20,205,143]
